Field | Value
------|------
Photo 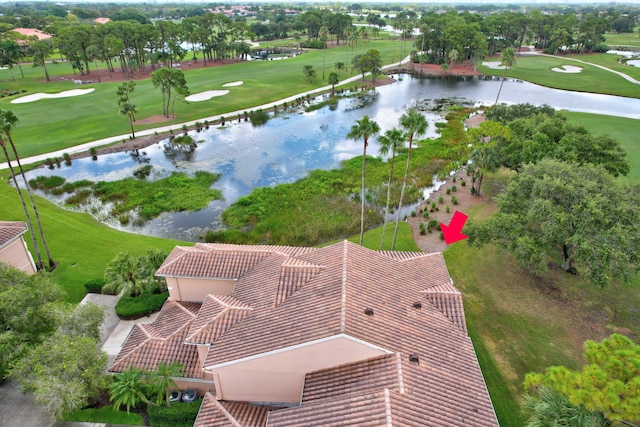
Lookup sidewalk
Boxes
[0,56,410,171]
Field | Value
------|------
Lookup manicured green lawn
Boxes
[0,39,404,160]
[63,406,143,425]
[478,54,640,98]
[605,29,640,48]
[562,112,640,183]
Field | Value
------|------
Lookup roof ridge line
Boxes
[340,240,347,332]
[213,399,243,427]
[173,301,198,319]
[384,387,393,427]
[395,352,405,395]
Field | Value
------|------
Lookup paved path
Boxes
[0,56,410,171]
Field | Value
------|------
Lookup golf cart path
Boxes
[0,56,410,171]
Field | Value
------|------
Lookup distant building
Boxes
[93,17,111,24]
[110,241,498,426]
[0,221,36,274]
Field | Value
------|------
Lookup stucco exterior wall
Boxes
[210,335,389,404]
[173,378,216,396]
[166,277,236,302]
[0,237,36,275]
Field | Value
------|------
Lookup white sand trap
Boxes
[222,81,243,87]
[482,61,508,70]
[551,65,583,73]
[185,90,230,102]
[11,88,95,104]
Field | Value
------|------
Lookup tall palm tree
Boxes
[347,116,380,245]
[392,108,428,250]
[109,367,152,413]
[149,361,183,405]
[495,47,516,105]
[522,387,611,427]
[103,252,141,296]
[0,110,54,270]
[318,25,329,80]
[0,138,44,270]
[378,128,404,250]
[470,146,499,196]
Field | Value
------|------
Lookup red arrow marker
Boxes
[440,211,469,245]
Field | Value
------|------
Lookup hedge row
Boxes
[115,292,169,319]
[148,398,203,427]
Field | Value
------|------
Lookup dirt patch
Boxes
[134,115,173,125]
[407,169,485,253]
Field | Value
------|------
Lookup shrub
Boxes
[133,165,153,179]
[452,176,457,182]
[451,185,457,192]
[29,175,65,191]
[84,278,105,294]
[446,205,450,213]
[181,124,188,132]
[446,188,451,195]
[249,109,270,126]
[438,196,444,204]
[411,210,416,217]
[419,222,426,235]
[115,292,169,319]
[451,196,458,205]
[147,398,203,427]
[172,134,194,145]
[461,180,466,187]
[427,219,439,233]
[90,147,98,160]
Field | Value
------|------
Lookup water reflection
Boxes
[26,74,640,241]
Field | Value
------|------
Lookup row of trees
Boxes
[347,107,428,250]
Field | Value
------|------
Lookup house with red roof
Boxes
[0,221,36,274]
[109,241,498,426]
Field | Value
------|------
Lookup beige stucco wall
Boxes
[0,237,36,275]
[210,335,389,404]
[173,378,216,396]
[166,277,236,302]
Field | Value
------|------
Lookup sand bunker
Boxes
[551,65,583,73]
[222,81,243,87]
[482,61,508,70]
[185,90,230,102]
[11,88,95,104]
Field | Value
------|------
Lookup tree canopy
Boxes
[524,334,640,425]
[466,159,640,287]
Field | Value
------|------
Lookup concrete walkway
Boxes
[0,56,410,171]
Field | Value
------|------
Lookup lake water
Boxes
[26,74,640,241]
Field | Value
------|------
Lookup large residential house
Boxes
[0,221,36,274]
[109,241,499,426]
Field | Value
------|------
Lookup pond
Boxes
[26,74,640,241]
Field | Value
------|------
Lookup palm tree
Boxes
[119,102,137,138]
[448,48,459,77]
[328,72,339,96]
[149,361,183,405]
[392,108,428,250]
[318,26,329,80]
[378,128,404,250]
[334,61,345,76]
[109,367,152,413]
[495,47,516,105]
[469,146,499,196]
[0,109,54,270]
[522,387,611,427]
[0,137,44,270]
[103,252,141,296]
[347,116,380,245]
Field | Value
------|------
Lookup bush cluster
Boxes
[84,278,105,294]
[115,292,169,319]
[147,398,203,427]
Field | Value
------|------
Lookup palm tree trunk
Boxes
[359,141,367,246]
[380,153,396,249]
[1,143,44,270]
[7,135,56,270]
[392,139,413,250]
[495,67,507,105]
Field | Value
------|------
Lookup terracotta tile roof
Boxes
[195,393,279,427]
[0,221,27,248]
[12,28,51,40]
[186,295,253,344]
[109,301,202,378]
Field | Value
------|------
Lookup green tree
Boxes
[347,115,380,245]
[524,334,640,425]
[103,250,167,296]
[377,128,404,250]
[148,361,183,405]
[495,47,516,105]
[328,71,339,96]
[392,108,428,250]
[0,109,55,270]
[469,146,500,196]
[109,367,152,413]
[352,48,382,81]
[467,160,640,286]
[302,64,316,82]
[151,67,189,118]
[521,386,611,427]
[334,61,345,76]
[30,39,54,82]
[117,81,137,138]
[318,25,329,79]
